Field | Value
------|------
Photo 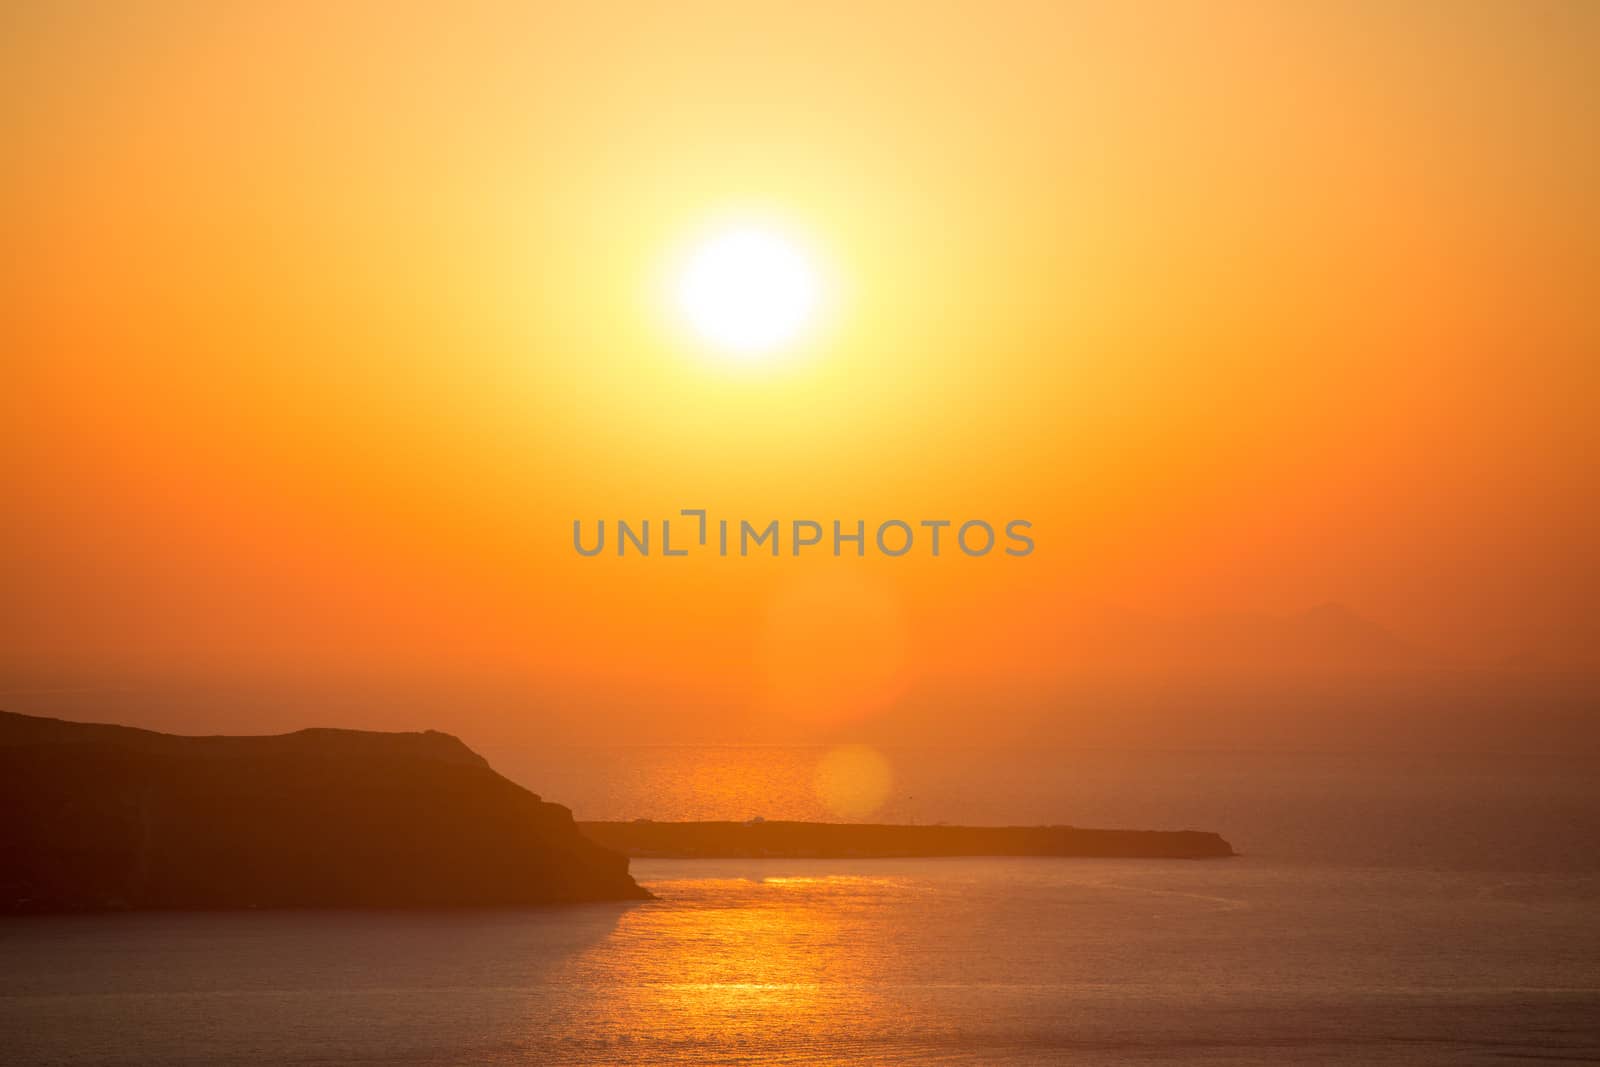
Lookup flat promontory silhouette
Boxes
[0,711,648,911]
[580,821,1234,859]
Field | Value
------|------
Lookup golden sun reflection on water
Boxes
[556,873,914,1060]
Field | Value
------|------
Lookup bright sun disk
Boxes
[674,225,823,357]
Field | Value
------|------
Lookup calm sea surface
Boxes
[4,748,1598,1064]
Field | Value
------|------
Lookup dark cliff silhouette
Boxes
[0,711,647,911]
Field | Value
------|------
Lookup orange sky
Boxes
[5,2,1597,745]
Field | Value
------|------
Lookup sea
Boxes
[3,746,1598,1064]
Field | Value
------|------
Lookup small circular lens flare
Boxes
[814,745,893,820]
[758,572,910,729]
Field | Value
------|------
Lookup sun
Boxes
[672,224,825,358]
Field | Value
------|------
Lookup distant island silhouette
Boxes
[0,711,648,912]
[579,821,1233,859]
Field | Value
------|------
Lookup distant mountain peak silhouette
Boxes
[1178,602,1417,672]
[1042,600,1423,675]
[1284,602,1417,658]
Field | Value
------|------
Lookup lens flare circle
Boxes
[814,745,894,820]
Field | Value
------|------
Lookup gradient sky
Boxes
[6,2,1597,744]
